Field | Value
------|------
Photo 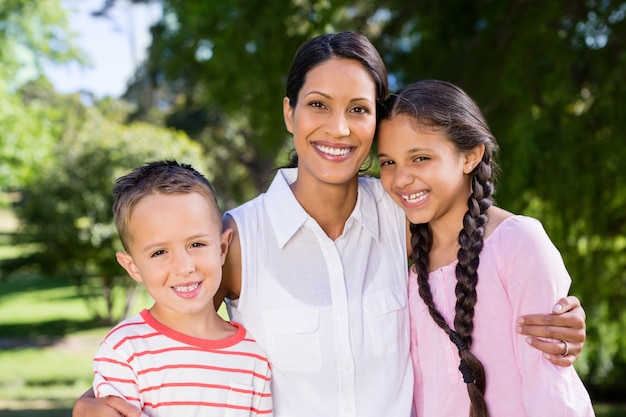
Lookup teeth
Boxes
[172,283,199,292]
[315,144,351,156]
[401,191,427,203]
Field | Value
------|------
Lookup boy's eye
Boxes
[190,242,206,248]
[151,249,165,257]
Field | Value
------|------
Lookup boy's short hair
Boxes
[112,160,221,252]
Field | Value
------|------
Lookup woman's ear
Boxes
[464,143,485,174]
[116,251,143,284]
[283,97,294,134]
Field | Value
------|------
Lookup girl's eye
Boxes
[414,156,429,162]
[379,160,394,167]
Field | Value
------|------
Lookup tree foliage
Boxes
[3,0,624,397]
[12,101,208,325]
[0,0,83,191]
[115,0,626,397]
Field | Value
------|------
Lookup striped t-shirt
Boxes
[93,309,272,416]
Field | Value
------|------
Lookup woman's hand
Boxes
[517,295,586,366]
[72,390,146,417]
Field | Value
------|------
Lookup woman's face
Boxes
[283,58,377,187]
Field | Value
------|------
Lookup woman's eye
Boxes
[352,105,370,114]
[309,101,325,109]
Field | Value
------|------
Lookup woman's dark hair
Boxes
[282,31,388,169]
[380,79,499,417]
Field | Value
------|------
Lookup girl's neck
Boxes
[290,176,359,240]
[427,205,467,271]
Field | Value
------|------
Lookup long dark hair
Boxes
[282,31,388,169]
[380,79,499,417]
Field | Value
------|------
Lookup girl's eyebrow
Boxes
[378,147,431,158]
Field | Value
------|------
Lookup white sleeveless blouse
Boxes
[226,168,413,417]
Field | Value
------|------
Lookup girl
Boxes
[376,79,594,416]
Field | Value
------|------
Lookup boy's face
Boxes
[116,192,231,324]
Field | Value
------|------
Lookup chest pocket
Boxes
[263,308,322,372]
[364,288,409,355]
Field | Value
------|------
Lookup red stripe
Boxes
[94,382,140,403]
[138,382,272,397]
[113,331,161,350]
[104,320,145,340]
[93,357,133,370]
[143,400,272,414]
[128,345,270,364]
[137,363,271,381]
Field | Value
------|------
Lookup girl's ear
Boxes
[464,143,485,174]
[116,251,143,284]
[283,97,294,134]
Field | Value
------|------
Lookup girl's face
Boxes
[377,115,479,227]
[115,192,231,326]
[283,58,377,187]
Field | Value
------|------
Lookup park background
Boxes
[1,0,625,415]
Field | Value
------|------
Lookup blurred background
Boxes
[1,0,625,415]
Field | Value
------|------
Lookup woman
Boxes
[73,32,586,417]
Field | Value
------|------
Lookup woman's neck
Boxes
[290,176,359,240]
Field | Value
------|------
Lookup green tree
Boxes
[95,0,626,396]
[0,0,83,191]
[13,102,209,325]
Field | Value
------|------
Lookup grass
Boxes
[0,277,112,416]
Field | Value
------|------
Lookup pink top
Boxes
[409,216,594,416]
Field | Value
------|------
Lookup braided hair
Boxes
[380,80,499,417]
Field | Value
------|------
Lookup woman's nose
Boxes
[325,111,350,138]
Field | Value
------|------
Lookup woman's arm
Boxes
[517,295,586,366]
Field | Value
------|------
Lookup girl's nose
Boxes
[394,165,415,189]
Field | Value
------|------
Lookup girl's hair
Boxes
[380,80,499,417]
[282,31,388,169]
[112,160,221,253]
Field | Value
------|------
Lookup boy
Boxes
[92,160,272,416]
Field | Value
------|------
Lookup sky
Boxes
[44,0,162,99]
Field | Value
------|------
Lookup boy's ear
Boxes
[116,251,143,284]
[283,97,294,134]
[220,227,233,265]
[464,143,485,174]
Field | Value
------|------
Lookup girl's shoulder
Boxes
[484,206,514,240]
[485,208,550,247]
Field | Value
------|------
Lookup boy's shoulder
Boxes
[101,311,151,345]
